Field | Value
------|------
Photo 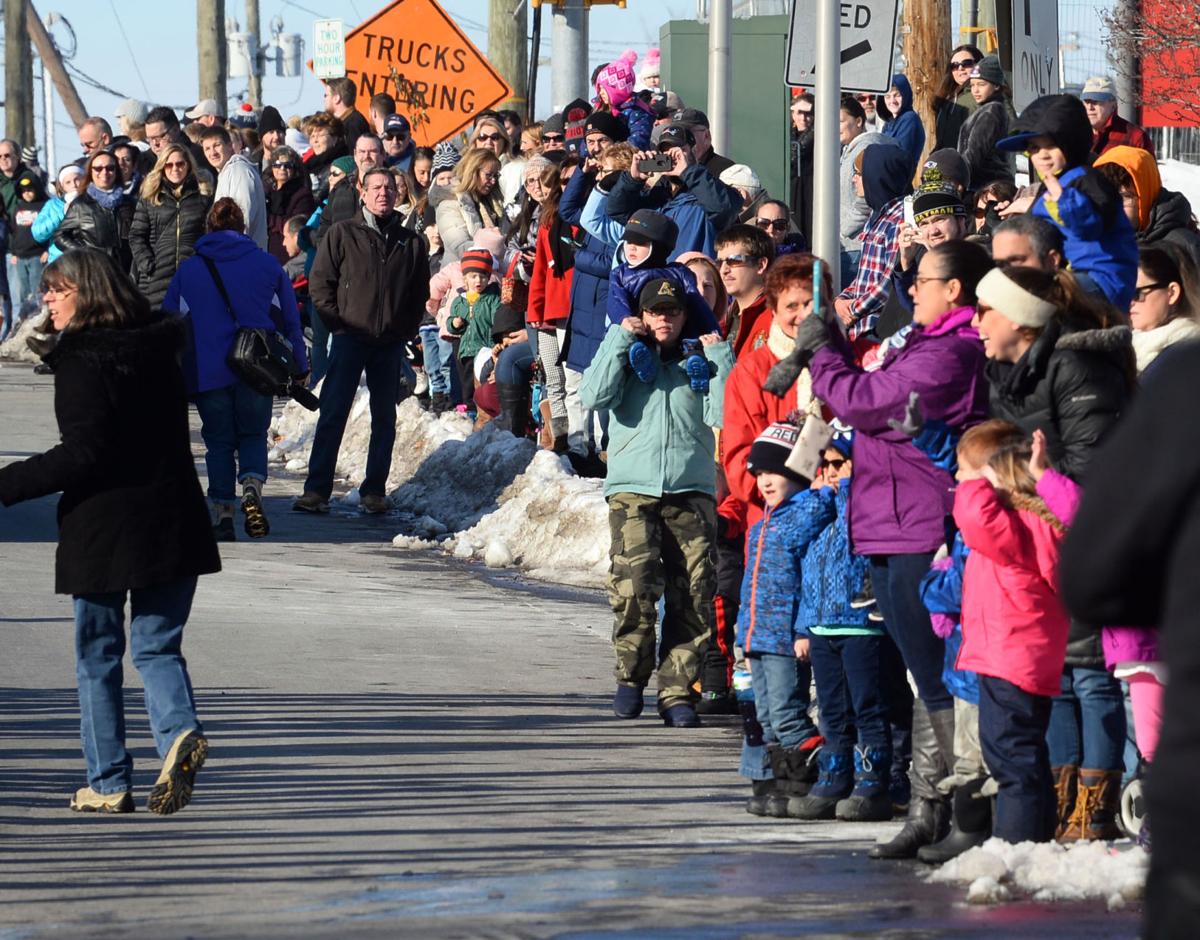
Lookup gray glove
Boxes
[886,391,925,437]
[763,316,830,398]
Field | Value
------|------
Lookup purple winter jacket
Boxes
[809,306,988,556]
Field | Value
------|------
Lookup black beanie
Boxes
[746,422,808,484]
[258,105,286,136]
[584,110,628,143]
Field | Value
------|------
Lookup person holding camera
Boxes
[163,198,308,542]
[603,122,742,260]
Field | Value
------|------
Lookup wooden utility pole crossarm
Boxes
[24,0,88,130]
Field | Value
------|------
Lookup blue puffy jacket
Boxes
[608,260,719,335]
[559,169,615,372]
[1033,165,1138,309]
[736,487,838,656]
[881,75,926,176]
[798,482,878,636]
[163,229,308,395]
[604,165,742,259]
[619,98,655,150]
[917,532,979,704]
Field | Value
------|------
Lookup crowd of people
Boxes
[0,41,1197,934]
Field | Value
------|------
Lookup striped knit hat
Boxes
[461,247,494,278]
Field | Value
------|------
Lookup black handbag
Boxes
[200,255,304,398]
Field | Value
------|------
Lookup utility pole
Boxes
[245,0,262,109]
[5,0,35,146]
[26,5,88,130]
[197,0,228,112]
[488,0,528,114]
[551,0,587,113]
[813,0,841,292]
[707,0,731,156]
[904,0,952,172]
[1113,0,1138,123]
[526,2,542,123]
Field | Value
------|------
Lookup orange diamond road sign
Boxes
[341,0,513,146]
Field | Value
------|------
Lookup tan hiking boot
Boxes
[360,493,391,514]
[292,491,330,514]
[1059,768,1122,842]
[70,786,134,814]
[147,730,209,816]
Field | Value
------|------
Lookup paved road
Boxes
[0,363,1140,939]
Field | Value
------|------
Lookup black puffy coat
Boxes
[987,319,1135,667]
[1140,188,1200,270]
[0,316,221,595]
[957,93,1014,187]
[128,178,212,307]
[54,189,136,270]
[265,176,316,265]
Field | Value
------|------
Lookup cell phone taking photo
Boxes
[637,153,675,175]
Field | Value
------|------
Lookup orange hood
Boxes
[1094,145,1161,232]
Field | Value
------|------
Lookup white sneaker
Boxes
[413,370,430,396]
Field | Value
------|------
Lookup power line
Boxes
[108,0,151,99]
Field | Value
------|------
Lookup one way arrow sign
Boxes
[785,0,900,93]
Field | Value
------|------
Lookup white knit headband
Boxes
[975,267,1057,329]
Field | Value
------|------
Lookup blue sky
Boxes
[13,0,692,169]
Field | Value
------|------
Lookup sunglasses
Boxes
[975,201,998,219]
[272,162,298,170]
[951,58,977,70]
[163,160,189,170]
[542,133,564,143]
[475,132,504,142]
[794,108,813,118]
[93,164,118,173]
[824,457,848,471]
[756,218,789,231]
[643,305,683,317]
[716,254,757,268]
[385,132,408,140]
[480,171,500,181]
[855,94,874,102]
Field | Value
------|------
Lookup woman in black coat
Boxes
[973,262,1135,837]
[54,150,136,271]
[264,145,316,265]
[128,144,212,307]
[0,249,220,816]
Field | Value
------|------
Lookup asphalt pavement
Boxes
[0,362,1140,939]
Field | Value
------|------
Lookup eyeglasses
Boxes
[480,171,500,181]
[1133,282,1167,301]
[951,58,977,70]
[475,133,504,143]
[146,131,169,144]
[855,94,874,102]
[41,285,75,298]
[794,109,813,118]
[755,218,789,231]
[272,162,298,170]
[163,160,189,170]
[912,275,950,285]
[716,254,757,268]
[542,133,564,143]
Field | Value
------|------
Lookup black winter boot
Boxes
[869,796,950,859]
[917,777,992,864]
[746,778,779,817]
[869,703,950,858]
[496,382,530,437]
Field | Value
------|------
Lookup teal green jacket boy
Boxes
[447,283,502,362]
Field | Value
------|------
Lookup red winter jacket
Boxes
[527,220,574,329]
[1093,113,1154,158]
[731,292,772,357]
[953,478,1070,697]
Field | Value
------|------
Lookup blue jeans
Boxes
[748,652,817,750]
[978,674,1055,843]
[418,324,453,396]
[495,339,536,385]
[8,254,43,323]
[809,633,891,751]
[839,248,861,290]
[73,577,202,794]
[193,382,273,504]
[304,333,401,499]
[309,308,331,388]
[1046,665,1128,771]
[870,553,952,712]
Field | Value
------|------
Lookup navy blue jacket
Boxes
[604,164,742,259]
[607,260,719,336]
[736,488,837,656]
[881,75,926,176]
[163,229,308,395]
[560,169,615,372]
[918,532,980,704]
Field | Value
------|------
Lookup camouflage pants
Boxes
[606,491,717,709]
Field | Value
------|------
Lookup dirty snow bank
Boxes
[929,837,1148,910]
[270,393,609,585]
[0,316,41,363]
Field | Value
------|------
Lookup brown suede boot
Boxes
[1060,768,1122,842]
[1052,764,1079,839]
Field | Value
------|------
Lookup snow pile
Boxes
[0,316,42,363]
[269,393,610,584]
[1159,159,1200,218]
[446,449,609,585]
[929,837,1148,910]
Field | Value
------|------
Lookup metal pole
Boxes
[551,0,587,113]
[812,0,841,293]
[527,3,542,123]
[707,0,731,155]
[245,0,262,109]
[42,52,54,172]
[1113,0,1138,123]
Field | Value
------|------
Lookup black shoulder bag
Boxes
[199,256,317,409]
